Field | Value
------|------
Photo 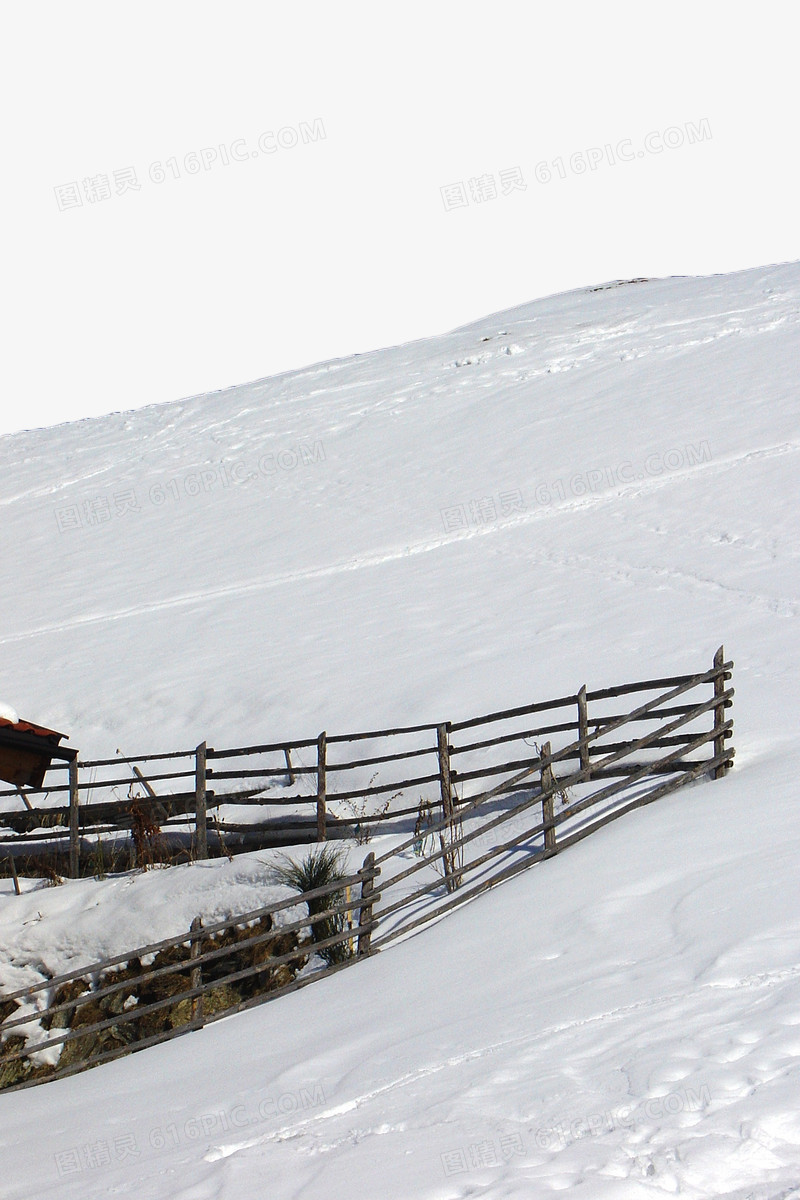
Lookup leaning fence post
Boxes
[712,645,732,779]
[69,758,80,878]
[577,686,591,777]
[357,852,379,956]
[284,747,296,786]
[190,915,204,1025]
[540,741,557,854]
[195,742,208,860]
[316,732,327,842]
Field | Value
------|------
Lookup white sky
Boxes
[1,0,797,437]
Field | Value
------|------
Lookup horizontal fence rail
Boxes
[0,856,380,1092]
[369,653,734,948]
[0,648,734,1091]
[0,649,734,877]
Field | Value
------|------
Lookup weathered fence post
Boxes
[437,722,454,822]
[190,915,204,1025]
[437,723,461,892]
[69,758,80,878]
[7,853,20,896]
[577,686,591,777]
[357,852,378,956]
[713,645,732,779]
[284,747,296,786]
[540,741,557,854]
[195,742,208,860]
[316,732,327,842]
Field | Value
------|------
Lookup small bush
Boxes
[267,846,353,966]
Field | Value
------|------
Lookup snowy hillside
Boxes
[1,261,800,1199]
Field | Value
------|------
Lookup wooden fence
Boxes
[0,857,380,1092]
[0,648,735,881]
[0,649,733,1091]
[369,647,734,948]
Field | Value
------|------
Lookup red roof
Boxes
[0,716,65,741]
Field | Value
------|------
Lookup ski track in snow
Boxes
[45,959,799,1198]
[199,961,800,1165]
[2,438,797,648]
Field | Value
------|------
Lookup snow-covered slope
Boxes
[1,262,800,1198]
